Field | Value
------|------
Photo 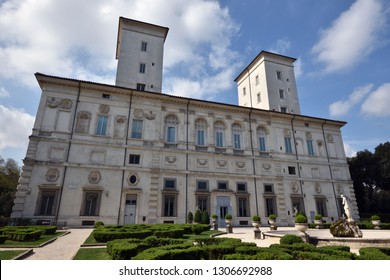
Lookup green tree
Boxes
[194,209,202,223]
[0,156,20,218]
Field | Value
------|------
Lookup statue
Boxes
[340,194,354,222]
[293,206,298,217]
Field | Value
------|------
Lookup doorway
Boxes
[124,194,137,224]
[216,196,231,227]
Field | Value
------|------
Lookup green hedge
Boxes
[358,247,390,260]
[7,229,43,241]
[0,235,7,244]
[1,225,57,235]
[279,234,304,245]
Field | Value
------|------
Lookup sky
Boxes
[0,0,389,166]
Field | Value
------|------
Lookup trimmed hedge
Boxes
[0,235,7,244]
[279,234,304,245]
[7,229,43,241]
[358,247,390,260]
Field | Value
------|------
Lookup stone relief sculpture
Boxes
[46,97,73,109]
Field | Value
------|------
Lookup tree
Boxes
[201,211,210,224]
[194,209,202,223]
[0,156,20,218]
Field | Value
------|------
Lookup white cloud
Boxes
[0,105,35,152]
[312,0,386,73]
[344,142,357,158]
[361,83,390,116]
[269,39,291,55]
[329,84,373,117]
[0,86,9,98]
[0,0,240,100]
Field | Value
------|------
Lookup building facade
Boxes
[11,17,359,227]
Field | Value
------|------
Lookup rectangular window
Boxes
[288,166,296,175]
[307,139,315,155]
[276,71,282,80]
[80,191,101,216]
[264,184,274,193]
[243,87,246,96]
[238,197,249,217]
[141,41,147,52]
[196,130,205,146]
[102,94,110,99]
[259,137,266,151]
[284,137,292,153]
[237,182,247,192]
[164,178,176,189]
[139,63,146,73]
[279,89,285,99]
[291,197,304,214]
[215,132,224,147]
[35,190,59,216]
[197,180,208,191]
[233,134,241,149]
[257,93,261,103]
[163,195,176,217]
[96,115,108,136]
[265,197,277,217]
[281,107,287,113]
[217,181,228,190]
[197,196,209,213]
[255,75,259,85]
[315,198,328,217]
[167,127,176,143]
[129,154,140,164]
[136,83,146,91]
[131,119,143,139]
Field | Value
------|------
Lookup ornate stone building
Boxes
[11,17,359,227]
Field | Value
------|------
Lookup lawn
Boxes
[0,250,29,260]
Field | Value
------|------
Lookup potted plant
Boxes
[371,215,381,229]
[314,214,323,229]
[211,214,218,223]
[187,211,194,224]
[225,214,232,225]
[252,215,261,229]
[295,214,308,233]
[268,214,277,225]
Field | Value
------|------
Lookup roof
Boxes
[34,72,347,127]
[234,50,297,82]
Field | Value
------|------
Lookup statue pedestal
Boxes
[254,228,262,239]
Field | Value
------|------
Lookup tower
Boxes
[115,17,169,93]
[235,51,301,114]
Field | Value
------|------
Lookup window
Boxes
[257,93,261,103]
[315,197,328,217]
[217,181,228,190]
[164,178,176,189]
[284,137,293,153]
[196,195,209,212]
[265,197,277,217]
[237,182,247,192]
[243,87,246,96]
[264,184,274,193]
[163,195,177,217]
[129,154,140,164]
[288,166,296,175]
[257,127,267,151]
[197,180,208,191]
[276,71,282,80]
[80,191,102,216]
[232,123,242,149]
[96,115,108,135]
[237,197,249,217]
[291,197,304,214]
[35,189,59,216]
[141,41,147,52]
[195,119,207,146]
[307,139,315,155]
[131,119,143,139]
[136,83,146,91]
[280,107,287,113]
[255,75,259,85]
[139,63,146,73]
[102,94,110,99]
[214,121,225,148]
[279,89,285,99]
[165,115,178,143]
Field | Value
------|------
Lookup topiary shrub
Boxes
[268,214,277,220]
[280,234,304,245]
[201,211,210,224]
[371,215,380,221]
[252,215,261,222]
[94,221,105,228]
[314,214,322,220]
[0,235,7,244]
[225,214,232,219]
[187,212,193,224]
[194,209,202,223]
[295,214,307,223]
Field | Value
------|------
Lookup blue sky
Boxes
[0,0,389,166]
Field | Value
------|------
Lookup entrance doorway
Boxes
[216,196,231,227]
[124,194,137,224]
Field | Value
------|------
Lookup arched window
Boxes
[165,114,178,143]
[195,119,207,146]
[214,121,225,148]
[232,123,242,149]
[257,126,267,151]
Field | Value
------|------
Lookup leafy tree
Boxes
[201,210,210,224]
[0,156,20,217]
[194,209,202,223]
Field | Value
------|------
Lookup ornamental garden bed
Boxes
[0,225,63,247]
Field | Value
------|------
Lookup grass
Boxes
[0,250,28,260]
[0,232,65,247]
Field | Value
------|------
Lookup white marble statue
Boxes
[341,194,354,222]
